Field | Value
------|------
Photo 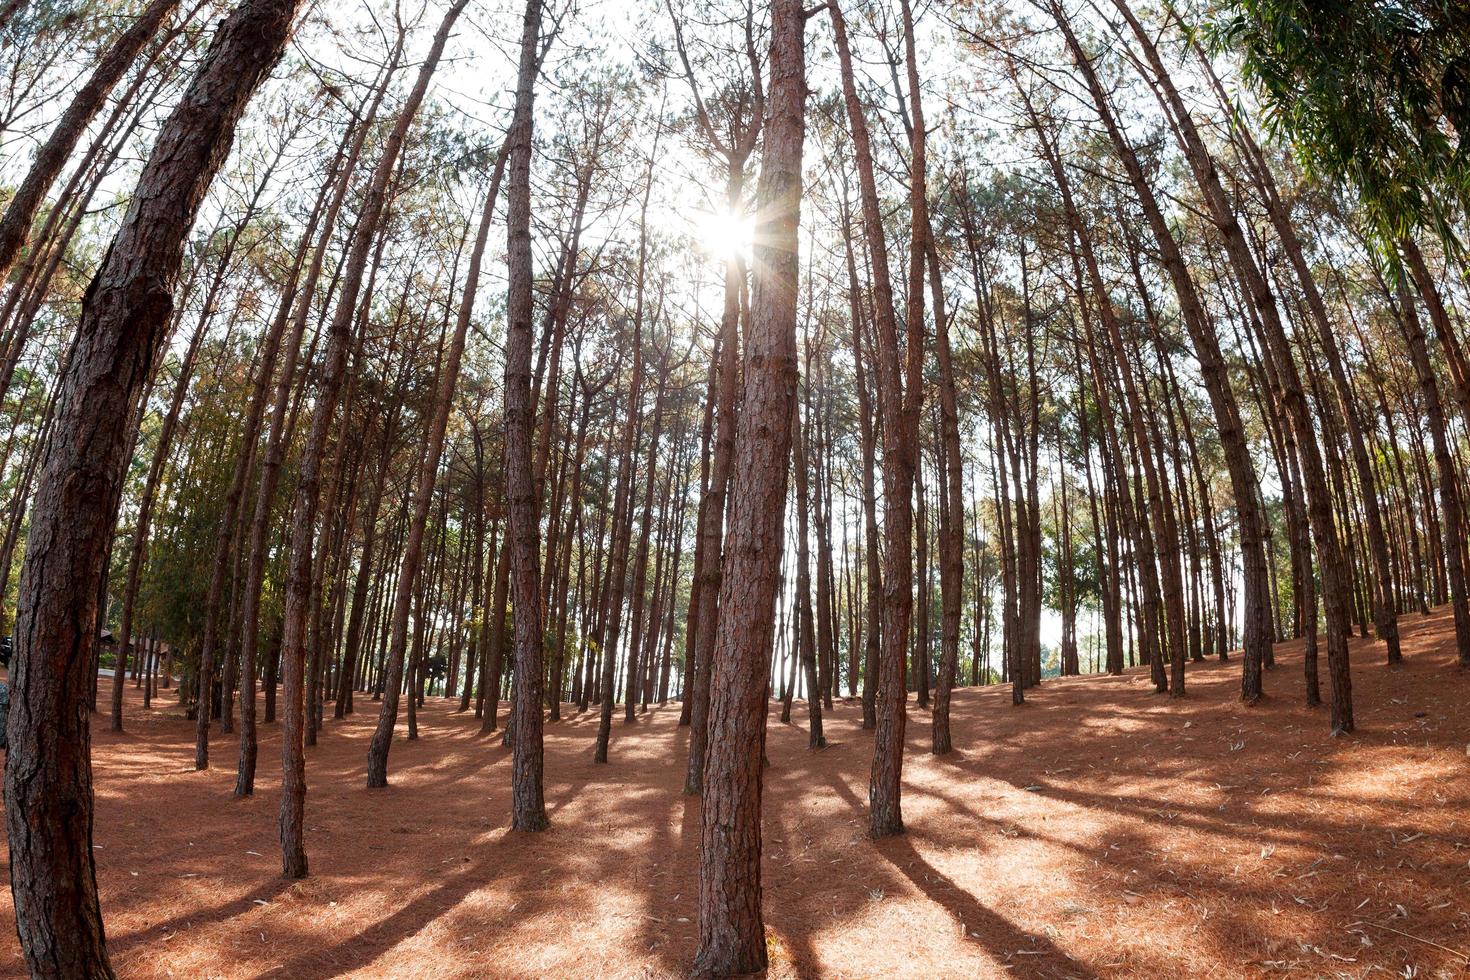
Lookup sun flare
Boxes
[694,207,755,258]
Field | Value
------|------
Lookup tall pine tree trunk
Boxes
[694,0,805,968]
[500,0,550,830]
[4,0,301,972]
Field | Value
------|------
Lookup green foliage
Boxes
[1213,0,1470,250]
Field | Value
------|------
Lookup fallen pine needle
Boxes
[1351,921,1470,962]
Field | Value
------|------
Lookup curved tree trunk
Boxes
[365,72,499,786]
[1049,8,1273,704]
[192,50,394,771]
[278,0,465,870]
[4,0,301,972]
[0,0,182,281]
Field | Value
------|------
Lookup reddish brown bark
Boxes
[693,0,805,970]
[363,33,497,784]
[1399,246,1470,665]
[792,383,825,748]
[831,0,920,837]
[3,0,301,972]
[501,0,550,831]
[1048,8,1274,705]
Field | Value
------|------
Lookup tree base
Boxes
[512,810,550,833]
[869,811,904,838]
[691,940,767,978]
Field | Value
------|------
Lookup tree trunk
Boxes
[500,0,550,830]
[1398,251,1470,663]
[925,224,965,753]
[0,0,182,281]
[277,6,465,876]
[831,0,920,837]
[1048,10,1273,704]
[683,182,746,792]
[192,46,396,770]
[364,58,498,784]
[693,0,805,970]
[4,0,301,972]
[792,390,825,748]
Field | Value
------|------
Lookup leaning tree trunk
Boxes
[110,135,286,733]
[192,48,394,771]
[363,56,498,785]
[0,0,182,281]
[831,0,919,838]
[904,0,964,754]
[4,0,301,974]
[108,295,207,733]
[1126,10,1354,728]
[1049,8,1273,704]
[693,0,806,971]
[1397,255,1470,662]
[283,0,459,812]
[1200,45,1402,666]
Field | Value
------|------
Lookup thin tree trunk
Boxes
[792,389,824,748]
[193,49,394,770]
[1047,11,1273,704]
[365,75,500,785]
[831,0,921,836]
[279,1,464,872]
[500,0,550,830]
[1398,251,1470,663]
[0,0,182,280]
[683,198,745,791]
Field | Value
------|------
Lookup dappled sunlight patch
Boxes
[5,612,1470,976]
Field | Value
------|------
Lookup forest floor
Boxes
[2,608,1469,979]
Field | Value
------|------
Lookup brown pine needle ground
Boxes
[3,606,1468,978]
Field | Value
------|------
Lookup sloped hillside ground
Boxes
[2,607,1467,978]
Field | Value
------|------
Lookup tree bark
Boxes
[1049,9,1273,704]
[364,63,499,784]
[792,385,825,748]
[4,0,300,972]
[693,0,805,970]
[683,195,745,792]
[1398,249,1470,664]
[500,0,550,831]
[0,0,182,282]
[830,0,920,838]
